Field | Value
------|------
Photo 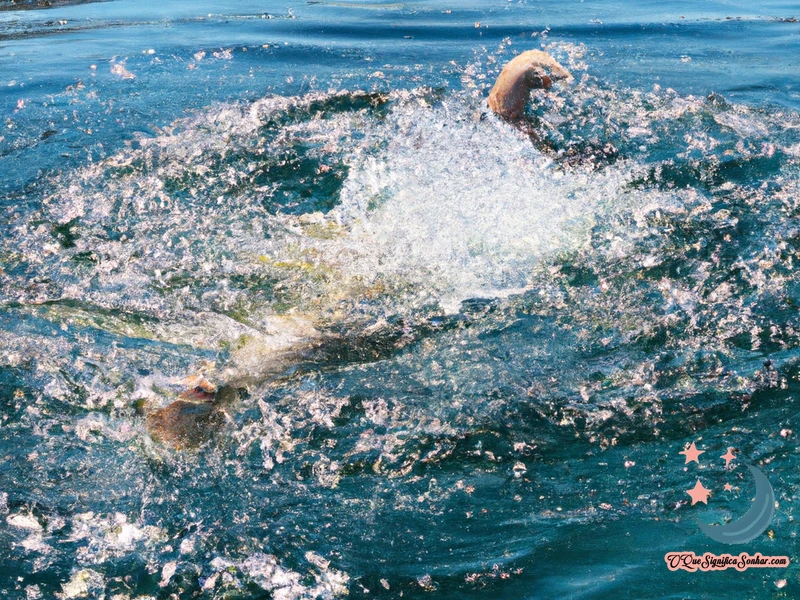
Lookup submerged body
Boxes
[147,50,572,449]
[144,315,323,448]
[144,313,465,448]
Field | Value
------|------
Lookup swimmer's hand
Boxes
[488,50,572,120]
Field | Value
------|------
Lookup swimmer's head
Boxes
[488,50,571,120]
[527,68,553,91]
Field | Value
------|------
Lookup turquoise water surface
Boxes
[2,1,800,598]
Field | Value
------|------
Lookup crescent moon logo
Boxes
[697,465,775,545]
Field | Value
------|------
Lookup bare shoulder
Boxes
[506,50,564,69]
[488,50,571,120]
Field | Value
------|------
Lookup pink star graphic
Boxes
[679,442,705,464]
[721,448,736,468]
[687,480,711,505]
[723,483,733,492]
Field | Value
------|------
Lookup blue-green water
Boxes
[2,1,800,598]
